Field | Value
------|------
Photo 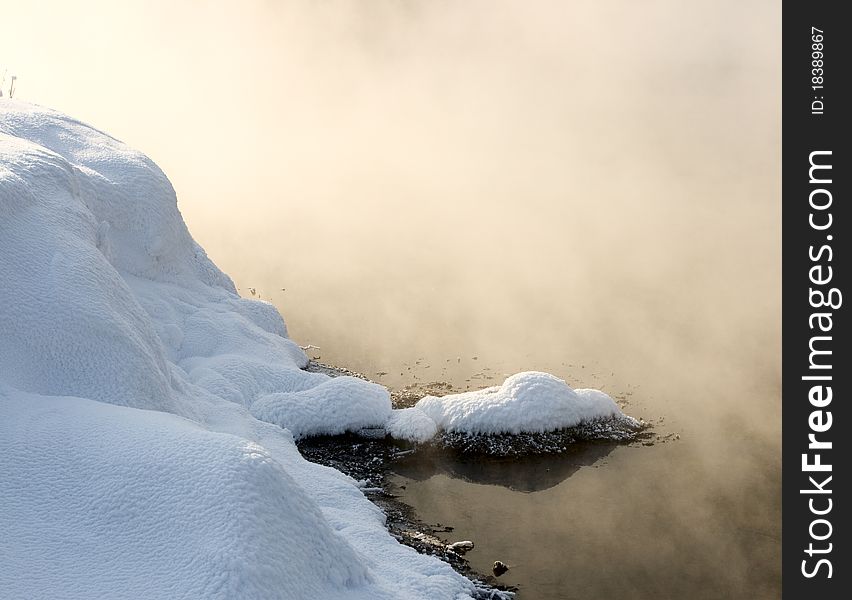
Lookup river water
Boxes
[169,1,780,596]
[388,408,779,599]
[215,223,782,598]
[357,348,780,599]
[198,145,781,597]
[280,328,781,598]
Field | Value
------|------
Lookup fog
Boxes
[4,0,780,595]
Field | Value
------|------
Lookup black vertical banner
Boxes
[783,1,850,598]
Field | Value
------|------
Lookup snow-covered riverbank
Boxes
[1,101,635,599]
[0,101,479,599]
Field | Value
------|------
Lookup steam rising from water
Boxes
[5,0,780,595]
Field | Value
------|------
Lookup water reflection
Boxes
[392,436,780,600]
[391,441,619,493]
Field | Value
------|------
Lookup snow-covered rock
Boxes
[0,101,475,599]
[448,541,475,554]
[416,371,628,435]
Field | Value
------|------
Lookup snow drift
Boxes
[251,376,392,438]
[0,101,474,599]
[0,389,371,600]
[416,371,630,435]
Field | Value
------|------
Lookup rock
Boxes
[492,561,509,576]
[447,540,475,554]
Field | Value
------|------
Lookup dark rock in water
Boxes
[493,561,509,576]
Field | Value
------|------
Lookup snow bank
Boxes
[0,388,370,600]
[0,101,475,599]
[416,371,626,435]
[251,376,392,438]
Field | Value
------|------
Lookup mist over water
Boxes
[5,0,780,596]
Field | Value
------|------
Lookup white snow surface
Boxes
[416,371,625,435]
[386,407,439,443]
[251,376,392,439]
[0,101,474,600]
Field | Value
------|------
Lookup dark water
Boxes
[389,423,779,599]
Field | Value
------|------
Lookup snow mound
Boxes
[386,407,439,443]
[0,101,305,417]
[0,101,475,599]
[251,376,392,438]
[0,388,370,600]
[416,371,626,435]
